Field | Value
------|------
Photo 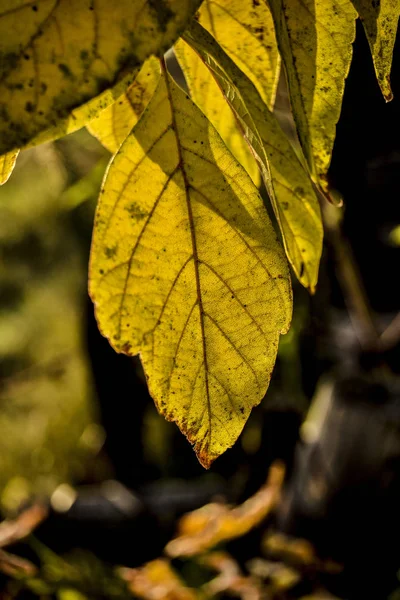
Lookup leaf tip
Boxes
[381,75,393,103]
[195,445,217,470]
[384,90,394,103]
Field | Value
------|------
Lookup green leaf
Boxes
[89,64,292,468]
[351,0,400,101]
[0,150,18,185]
[174,40,260,185]
[87,57,161,153]
[183,21,323,290]
[0,0,202,154]
[267,0,357,190]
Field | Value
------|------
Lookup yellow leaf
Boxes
[267,0,357,189]
[89,65,292,468]
[351,0,400,101]
[87,57,161,153]
[120,559,198,600]
[175,40,260,185]
[27,66,140,148]
[0,0,202,154]
[0,150,18,185]
[166,461,285,556]
[198,0,281,110]
[183,22,323,291]
[202,552,263,599]
[175,0,281,186]
[5,66,141,159]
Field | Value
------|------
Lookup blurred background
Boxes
[0,22,400,600]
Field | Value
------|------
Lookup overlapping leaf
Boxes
[0,151,18,185]
[89,67,292,467]
[0,0,202,154]
[87,57,161,153]
[174,40,260,185]
[174,0,281,186]
[198,0,281,109]
[351,0,400,101]
[183,21,323,290]
[267,0,357,189]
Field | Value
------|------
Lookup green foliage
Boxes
[0,143,102,510]
[0,0,398,466]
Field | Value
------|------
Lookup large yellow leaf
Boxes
[89,66,292,468]
[174,40,260,185]
[87,57,161,154]
[267,0,357,189]
[0,150,18,185]
[198,0,281,110]
[0,0,202,154]
[351,0,400,101]
[183,22,323,291]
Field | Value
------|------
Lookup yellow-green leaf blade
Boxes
[87,57,161,153]
[267,0,357,189]
[351,0,400,101]
[0,150,19,185]
[183,21,323,291]
[198,0,281,110]
[0,0,202,154]
[89,68,292,468]
[174,41,260,185]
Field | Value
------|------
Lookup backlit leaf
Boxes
[351,0,400,101]
[0,150,18,185]
[174,40,260,185]
[198,0,281,109]
[27,66,140,148]
[0,0,202,154]
[175,0,281,186]
[267,0,357,189]
[2,65,141,158]
[89,66,292,468]
[87,57,161,154]
[183,21,323,290]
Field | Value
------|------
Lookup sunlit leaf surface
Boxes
[183,22,322,290]
[87,57,161,154]
[198,0,281,109]
[0,0,202,154]
[175,40,260,185]
[351,0,400,101]
[174,0,281,186]
[90,66,291,468]
[267,0,357,189]
[0,151,19,185]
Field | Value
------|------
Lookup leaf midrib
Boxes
[162,64,212,445]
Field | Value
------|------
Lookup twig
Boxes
[321,200,380,351]
[380,311,400,351]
